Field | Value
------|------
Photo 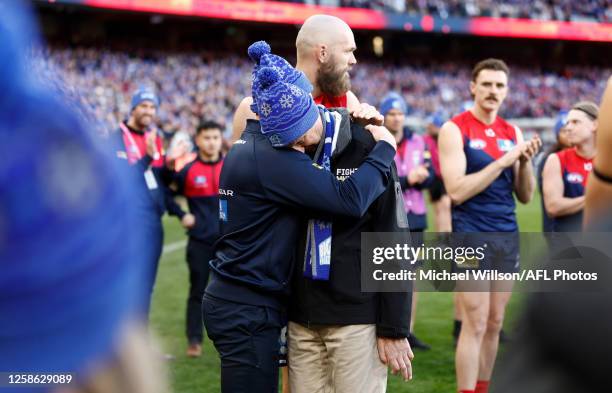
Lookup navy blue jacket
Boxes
[206,119,396,310]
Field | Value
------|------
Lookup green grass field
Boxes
[150,194,543,392]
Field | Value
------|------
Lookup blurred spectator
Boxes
[278,0,612,22]
[31,47,609,138]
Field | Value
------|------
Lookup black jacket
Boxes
[289,109,413,339]
[206,117,396,310]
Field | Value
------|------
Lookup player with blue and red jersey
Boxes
[439,59,541,393]
[543,101,598,232]
[169,120,224,358]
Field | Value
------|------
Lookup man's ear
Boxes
[317,44,328,64]
[469,81,476,97]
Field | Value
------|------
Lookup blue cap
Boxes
[131,88,159,111]
[0,2,146,386]
[380,92,407,116]
[428,111,446,128]
[254,66,319,147]
[554,110,569,135]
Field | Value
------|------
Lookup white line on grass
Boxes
[162,240,187,255]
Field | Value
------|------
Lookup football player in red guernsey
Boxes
[439,59,541,393]
[543,101,598,232]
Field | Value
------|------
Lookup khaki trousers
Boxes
[288,322,387,393]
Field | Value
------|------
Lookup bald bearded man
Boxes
[231,14,362,142]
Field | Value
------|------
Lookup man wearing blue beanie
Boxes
[203,62,404,391]
[0,3,167,392]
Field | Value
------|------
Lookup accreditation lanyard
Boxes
[119,122,159,190]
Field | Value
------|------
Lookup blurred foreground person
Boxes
[584,76,612,229]
[0,3,168,393]
[495,84,612,391]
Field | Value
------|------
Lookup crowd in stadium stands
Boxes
[33,47,608,136]
[283,0,611,22]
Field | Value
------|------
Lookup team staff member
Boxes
[170,121,224,358]
[379,92,434,351]
[439,59,541,393]
[113,88,183,318]
[232,15,363,142]
[203,66,399,392]
[543,102,598,232]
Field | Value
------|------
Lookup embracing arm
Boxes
[231,96,258,143]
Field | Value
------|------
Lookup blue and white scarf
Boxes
[303,108,340,280]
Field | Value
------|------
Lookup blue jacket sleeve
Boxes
[261,141,396,218]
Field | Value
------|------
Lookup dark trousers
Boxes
[202,294,283,393]
[142,217,164,320]
[186,238,214,343]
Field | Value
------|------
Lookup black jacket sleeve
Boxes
[372,163,413,339]
[261,141,396,218]
[152,164,185,218]
[166,165,189,219]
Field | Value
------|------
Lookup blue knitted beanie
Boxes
[254,66,319,147]
[247,41,312,115]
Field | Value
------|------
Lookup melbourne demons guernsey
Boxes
[451,110,519,232]
[314,93,347,109]
[175,156,223,243]
[552,147,593,232]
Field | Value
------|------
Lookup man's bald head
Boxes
[296,14,355,60]
[295,14,357,97]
